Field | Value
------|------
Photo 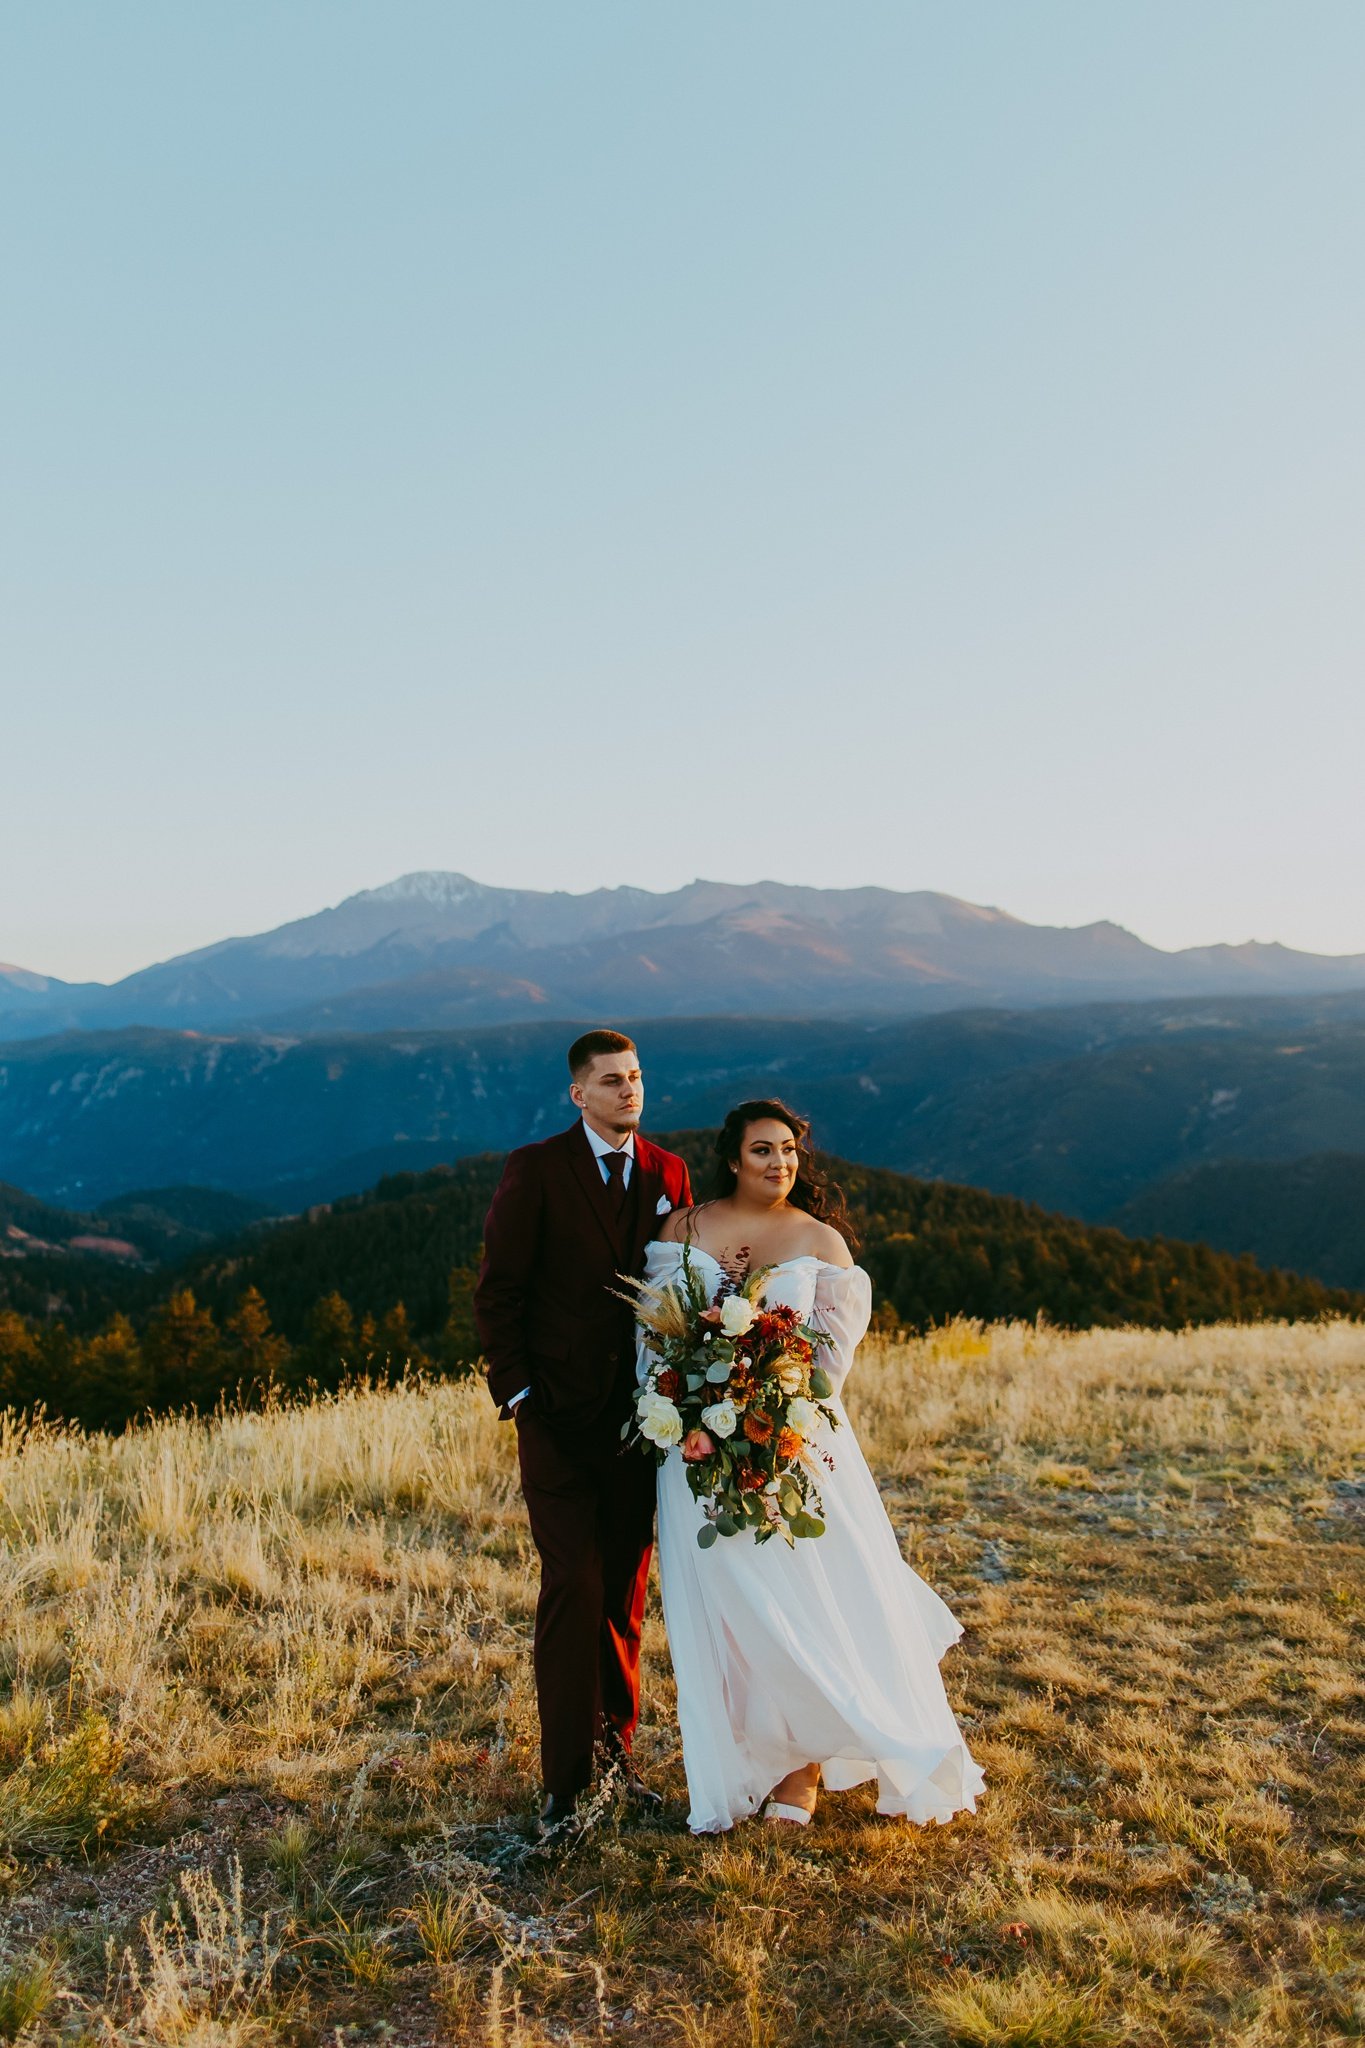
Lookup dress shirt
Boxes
[581,1118,636,1186]
[508,1121,637,1412]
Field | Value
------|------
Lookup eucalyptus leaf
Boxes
[809,1367,832,1399]
[715,1512,739,1537]
[705,1360,732,1383]
[696,1523,719,1550]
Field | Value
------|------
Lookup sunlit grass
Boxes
[0,1320,1360,2042]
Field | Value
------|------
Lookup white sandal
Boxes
[762,1799,813,1825]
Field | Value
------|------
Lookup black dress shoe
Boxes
[620,1769,663,1814]
[536,1790,582,1834]
[596,1734,663,1813]
[605,1755,664,1811]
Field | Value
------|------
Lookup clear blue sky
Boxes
[5,3,1363,985]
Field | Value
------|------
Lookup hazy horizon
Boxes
[7,4,1363,982]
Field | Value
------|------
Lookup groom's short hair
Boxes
[567,1029,637,1078]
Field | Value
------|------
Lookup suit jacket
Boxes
[475,1123,693,1425]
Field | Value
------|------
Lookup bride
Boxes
[644,1099,984,1833]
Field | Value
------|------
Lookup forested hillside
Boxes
[1116,1151,1365,1291]
[0,1182,147,1325]
[181,1140,1358,1344]
[6,993,1365,1225]
[0,1181,268,1323]
[1,1138,1358,1432]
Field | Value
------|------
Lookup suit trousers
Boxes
[515,1402,657,1798]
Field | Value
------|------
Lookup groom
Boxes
[474,1029,693,1828]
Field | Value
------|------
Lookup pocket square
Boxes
[656,1195,673,1216]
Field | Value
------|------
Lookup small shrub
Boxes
[314,1916,398,1989]
[264,1817,314,1892]
[0,1711,143,1859]
[917,1969,1116,2047]
[410,1886,478,1968]
[0,1954,57,2043]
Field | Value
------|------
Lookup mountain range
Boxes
[7,872,1365,1039]
[6,875,1364,1294]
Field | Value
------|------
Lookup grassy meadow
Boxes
[0,1319,1363,2046]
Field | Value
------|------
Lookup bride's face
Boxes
[732,1118,800,1205]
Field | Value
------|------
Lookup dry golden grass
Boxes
[0,1317,1362,2045]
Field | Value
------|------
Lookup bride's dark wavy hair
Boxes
[705,1098,858,1250]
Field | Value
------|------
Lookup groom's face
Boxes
[571,1049,644,1138]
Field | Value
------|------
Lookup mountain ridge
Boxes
[5,872,1365,1039]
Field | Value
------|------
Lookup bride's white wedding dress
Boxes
[642,1241,984,1835]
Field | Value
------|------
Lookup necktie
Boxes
[603,1150,628,1212]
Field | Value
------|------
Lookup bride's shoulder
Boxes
[802,1218,855,1269]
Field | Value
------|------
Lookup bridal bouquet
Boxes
[621,1246,840,1547]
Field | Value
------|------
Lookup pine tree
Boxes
[439,1263,482,1377]
[223,1287,291,1396]
[0,1310,48,1413]
[300,1291,357,1391]
[70,1314,153,1431]
[143,1290,227,1411]
[372,1301,430,1380]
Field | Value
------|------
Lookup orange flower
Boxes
[739,1464,767,1491]
[755,1306,798,1340]
[743,1410,773,1445]
[776,1427,802,1460]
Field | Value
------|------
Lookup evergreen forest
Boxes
[2,1137,1360,1432]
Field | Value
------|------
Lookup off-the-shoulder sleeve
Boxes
[810,1265,873,1397]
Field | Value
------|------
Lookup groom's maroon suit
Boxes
[474,1123,692,1799]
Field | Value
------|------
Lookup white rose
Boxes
[785,1397,820,1435]
[719,1295,756,1337]
[700,1397,738,1440]
[637,1391,684,1449]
